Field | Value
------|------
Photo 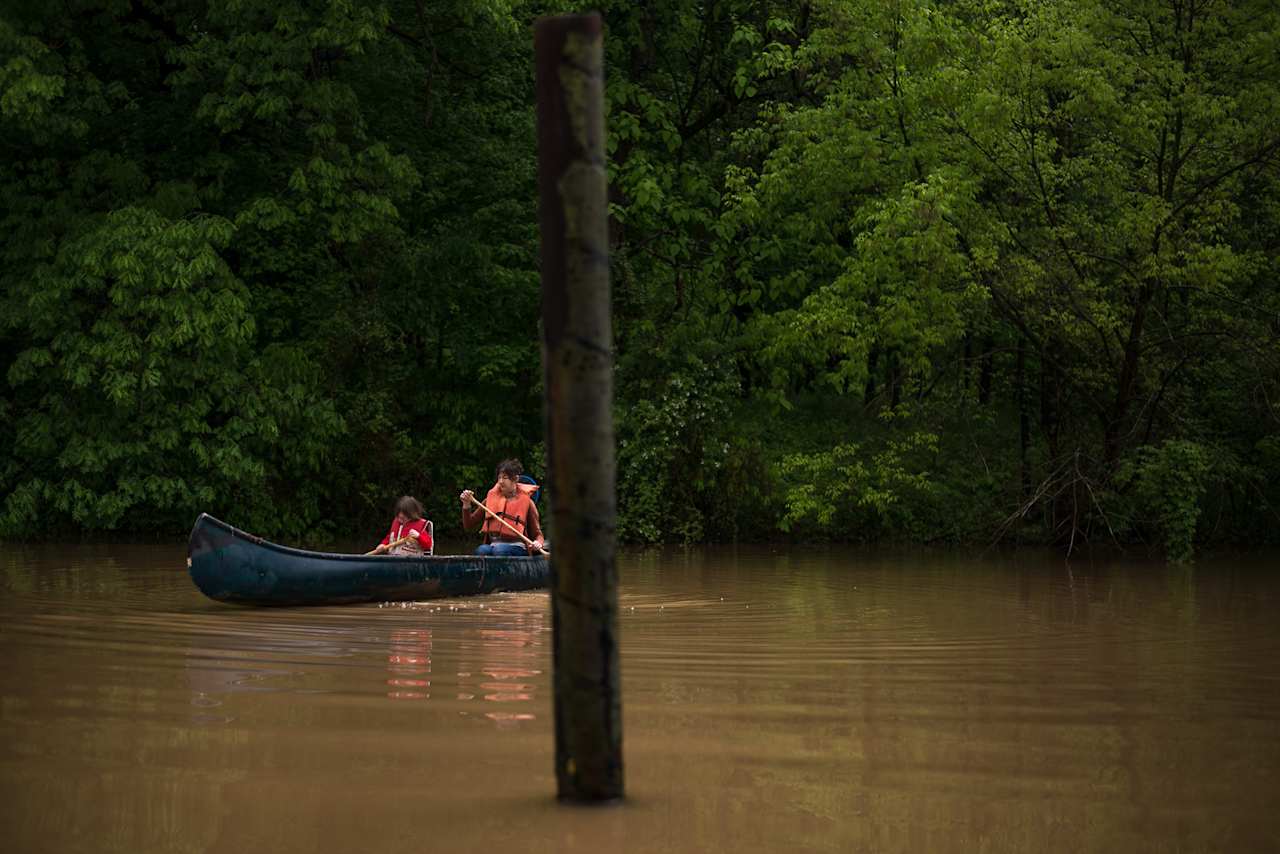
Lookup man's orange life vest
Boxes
[482,486,535,540]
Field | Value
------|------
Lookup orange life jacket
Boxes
[482,486,535,540]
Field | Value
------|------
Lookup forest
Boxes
[2,0,1278,559]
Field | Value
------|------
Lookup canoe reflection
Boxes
[182,601,548,728]
[182,616,367,723]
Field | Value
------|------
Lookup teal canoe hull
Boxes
[187,513,549,606]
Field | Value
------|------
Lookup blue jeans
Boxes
[475,541,528,556]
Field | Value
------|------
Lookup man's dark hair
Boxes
[495,458,524,480]
[395,495,425,520]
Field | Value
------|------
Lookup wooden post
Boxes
[535,12,623,802]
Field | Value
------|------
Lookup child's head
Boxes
[395,495,424,521]
[495,458,524,481]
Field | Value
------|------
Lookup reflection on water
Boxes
[469,618,544,724]
[386,628,432,700]
[2,544,1280,853]
[381,611,546,718]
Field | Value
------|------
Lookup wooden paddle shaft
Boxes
[365,534,413,555]
[467,493,547,554]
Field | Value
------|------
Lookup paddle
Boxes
[464,492,549,556]
[365,534,414,556]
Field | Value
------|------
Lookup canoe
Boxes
[187,513,549,606]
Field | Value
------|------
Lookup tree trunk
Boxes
[1016,337,1031,500]
[1105,281,1154,466]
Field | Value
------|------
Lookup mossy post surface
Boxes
[534,12,623,803]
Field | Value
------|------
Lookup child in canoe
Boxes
[459,459,545,555]
[371,496,433,556]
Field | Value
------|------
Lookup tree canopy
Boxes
[3,0,1278,559]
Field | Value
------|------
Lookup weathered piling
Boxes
[534,13,623,802]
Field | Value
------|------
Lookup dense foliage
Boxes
[3,0,1278,559]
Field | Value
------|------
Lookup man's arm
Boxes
[460,490,482,531]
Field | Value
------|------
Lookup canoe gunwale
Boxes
[189,512,527,564]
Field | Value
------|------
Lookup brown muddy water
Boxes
[1,544,1278,853]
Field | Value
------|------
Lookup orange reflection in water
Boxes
[457,613,545,725]
[484,712,536,723]
[386,628,431,700]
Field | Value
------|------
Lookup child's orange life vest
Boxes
[482,485,536,540]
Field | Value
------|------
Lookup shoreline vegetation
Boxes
[3,1,1278,562]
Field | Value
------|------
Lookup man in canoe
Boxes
[371,496,433,555]
[459,459,546,556]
